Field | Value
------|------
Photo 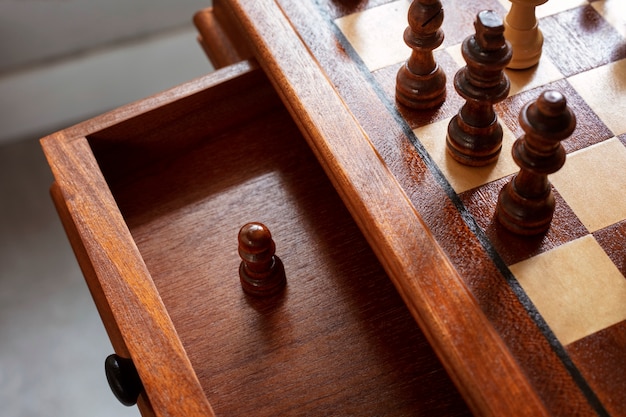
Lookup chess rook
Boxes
[504,0,547,69]
[496,90,576,235]
[238,222,286,297]
[446,10,512,166]
[395,0,446,110]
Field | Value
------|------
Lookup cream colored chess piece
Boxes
[504,0,548,69]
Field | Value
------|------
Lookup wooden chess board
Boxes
[195,0,626,415]
[338,2,626,413]
[41,0,625,416]
[332,0,626,345]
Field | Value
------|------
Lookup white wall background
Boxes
[0,0,214,144]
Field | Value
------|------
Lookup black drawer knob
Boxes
[104,354,143,406]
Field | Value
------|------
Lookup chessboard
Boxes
[334,0,626,343]
[195,0,626,415]
[335,0,626,412]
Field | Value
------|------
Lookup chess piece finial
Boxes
[395,0,446,110]
[446,10,512,166]
[496,90,576,235]
[504,0,547,69]
[238,222,286,297]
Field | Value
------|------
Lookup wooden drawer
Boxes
[42,60,471,416]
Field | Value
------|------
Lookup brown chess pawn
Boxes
[446,10,512,166]
[496,90,576,235]
[238,222,286,297]
[395,0,446,110]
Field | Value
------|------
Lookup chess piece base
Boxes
[396,63,446,110]
[496,178,555,235]
[239,257,287,297]
[446,114,503,167]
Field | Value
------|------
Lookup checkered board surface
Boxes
[326,0,626,413]
[336,0,626,348]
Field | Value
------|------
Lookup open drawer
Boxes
[41,60,472,416]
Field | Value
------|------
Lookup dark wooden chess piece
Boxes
[395,0,446,110]
[238,222,286,296]
[496,90,576,235]
[446,10,512,166]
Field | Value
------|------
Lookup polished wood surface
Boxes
[200,1,551,416]
[496,90,577,235]
[43,61,472,416]
[237,222,287,297]
[43,1,625,416]
[195,0,625,416]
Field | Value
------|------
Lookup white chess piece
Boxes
[504,0,548,69]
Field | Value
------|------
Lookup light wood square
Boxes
[335,0,409,71]
[568,58,626,137]
[505,55,564,96]
[414,117,518,193]
[446,43,464,69]
[510,235,626,346]
[551,137,626,232]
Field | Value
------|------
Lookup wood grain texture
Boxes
[594,219,626,277]
[193,5,252,69]
[328,5,623,413]
[109,95,471,416]
[541,4,626,77]
[215,0,552,415]
[326,0,395,19]
[49,184,157,417]
[227,1,608,414]
[459,176,588,265]
[44,1,625,415]
[44,136,214,417]
[495,78,614,154]
[43,58,474,416]
[566,320,626,417]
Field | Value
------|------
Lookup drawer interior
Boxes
[83,65,470,416]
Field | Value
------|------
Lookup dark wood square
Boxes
[593,219,626,277]
[540,5,626,77]
[459,175,589,266]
